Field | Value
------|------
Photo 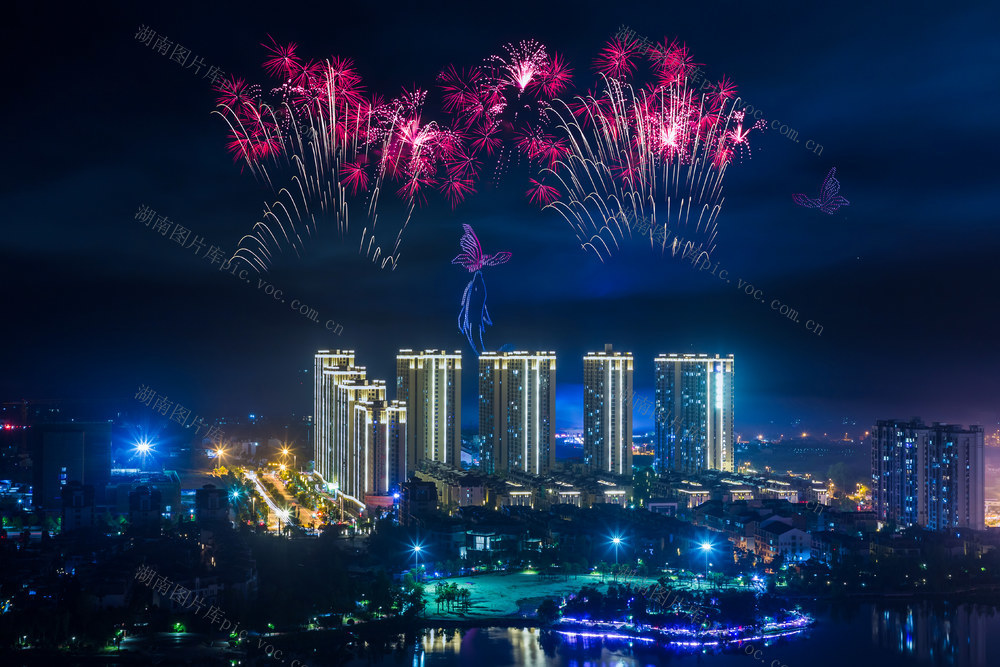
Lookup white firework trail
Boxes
[540,73,746,264]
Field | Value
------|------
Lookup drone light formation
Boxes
[793,167,850,214]
[452,224,511,355]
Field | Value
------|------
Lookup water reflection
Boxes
[870,602,988,666]
[347,605,997,667]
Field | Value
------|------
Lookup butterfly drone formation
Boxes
[452,224,511,355]
[793,167,849,214]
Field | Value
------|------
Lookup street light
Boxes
[412,543,423,581]
[700,541,713,589]
[611,533,624,581]
[281,445,297,470]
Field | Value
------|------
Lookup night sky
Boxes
[5,1,999,438]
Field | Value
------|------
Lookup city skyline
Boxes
[4,3,999,664]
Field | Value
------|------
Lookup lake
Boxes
[344,601,997,667]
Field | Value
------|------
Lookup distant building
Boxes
[195,484,230,524]
[401,479,438,524]
[584,344,633,474]
[871,419,985,531]
[128,485,163,535]
[478,350,556,475]
[654,353,735,474]
[415,463,486,509]
[106,470,181,517]
[352,398,407,498]
[396,349,462,469]
[61,481,95,532]
[31,422,112,509]
[756,521,811,563]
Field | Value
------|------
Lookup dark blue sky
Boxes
[4,1,999,438]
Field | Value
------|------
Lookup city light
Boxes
[610,533,625,569]
[699,540,714,588]
[411,541,425,580]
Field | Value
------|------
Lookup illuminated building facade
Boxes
[872,419,985,531]
[583,344,633,474]
[396,350,462,470]
[313,350,360,489]
[335,379,387,503]
[654,353,735,474]
[478,350,556,475]
[352,399,407,499]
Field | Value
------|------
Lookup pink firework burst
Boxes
[446,149,482,180]
[534,52,573,98]
[439,65,489,127]
[262,36,299,79]
[526,178,560,206]
[216,76,256,110]
[540,34,760,263]
[712,75,738,105]
[469,122,502,155]
[340,160,370,195]
[440,175,477,208]
[491,40,549,92]
[594,36,643,80]
[724,111,766,161]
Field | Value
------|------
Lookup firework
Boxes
[438,40,571,183]
[216,39,470,272]
[536,38,763,262]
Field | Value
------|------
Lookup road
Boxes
[267,470,320,530]
[243,470,288,535]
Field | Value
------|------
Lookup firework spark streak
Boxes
[536,37,763,262]
[215,39,466,272]
[213,34,759,270]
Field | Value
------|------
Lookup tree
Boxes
[435,586,447,612]
[537,598,560,625]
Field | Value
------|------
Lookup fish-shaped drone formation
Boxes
[793,167,850,214]
[452,224,511,355]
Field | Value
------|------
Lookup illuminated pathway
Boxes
[244,471,289,534]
